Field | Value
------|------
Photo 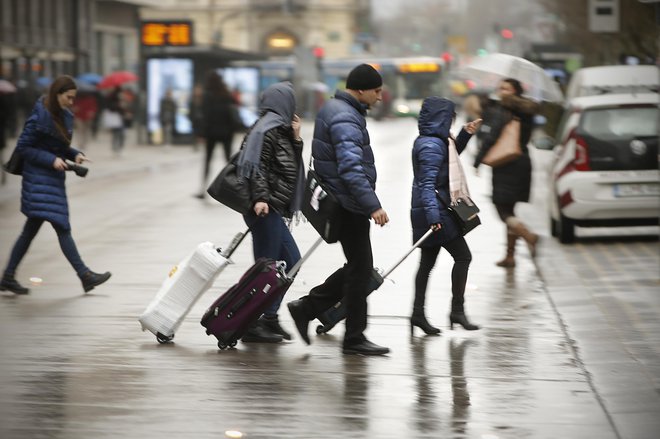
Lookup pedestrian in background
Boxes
[473,78,540,268]
[188,84,204,151]
[195,72,237,198]
[410,97,482,334]
[104,86,125,155]
[0,75,111,295]
[239,82,305,343]
[72,90,98,150]
[287,64,391,356]
[159,88,177,147]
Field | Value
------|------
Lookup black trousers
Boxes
[414,236,472,315]
[301,209,373,346]
[203,135,233,181]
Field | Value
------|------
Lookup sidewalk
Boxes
[0,130,206,205]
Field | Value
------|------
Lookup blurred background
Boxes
[0,0,658,146]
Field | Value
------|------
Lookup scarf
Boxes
[447,137,474,205]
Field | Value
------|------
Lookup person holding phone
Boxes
[1,75,111,295]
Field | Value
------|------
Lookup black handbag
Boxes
[447,197,481,235]
[3,147,23,176]
[301,168,342,243]
[206,152,252,215]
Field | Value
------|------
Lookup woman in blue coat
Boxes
[410,97,481,334]
[0,76,111,295]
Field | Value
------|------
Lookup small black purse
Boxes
[206,152,252,215]
[447,197,481,235]
[3,147,23,176]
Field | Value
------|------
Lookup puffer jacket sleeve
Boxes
[454,128,472,154]
[329,113,381,215]
[417,140,444,225]
[17,115,57,170]
[250,132,275,204]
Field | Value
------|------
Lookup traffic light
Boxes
[312,46,325,59]
[500,28,514,39]
[441,52,453,63]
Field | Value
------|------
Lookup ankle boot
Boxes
[449,312,480,331]
[496,232,517,268]
[0,274,29,295]
[410,313,441,336]
[505,217,539,258]
[80,271,112,293]
[258,315,292,340]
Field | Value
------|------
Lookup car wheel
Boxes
[558,212,575,244]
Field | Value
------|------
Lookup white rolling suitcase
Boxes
[139,230,248,343]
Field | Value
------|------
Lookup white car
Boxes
[535,92,659,243]
[564,65,658,101]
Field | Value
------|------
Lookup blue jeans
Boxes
[4,217,89,277]
[243,210,301,317]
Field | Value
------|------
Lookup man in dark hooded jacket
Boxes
[288,64,390,356]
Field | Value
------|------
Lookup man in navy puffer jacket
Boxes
[288,64,390,356]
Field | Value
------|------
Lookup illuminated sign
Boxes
[398,63,440,73]
[141,21,193,47]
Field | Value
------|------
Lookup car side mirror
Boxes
[532,136,556,151]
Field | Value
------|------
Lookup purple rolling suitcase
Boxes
[201,237,323,349]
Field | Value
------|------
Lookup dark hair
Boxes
[502,78,524,96]
[45,75,77,143]
[205,71,231,99]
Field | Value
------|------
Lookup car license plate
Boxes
[613,183,660,197]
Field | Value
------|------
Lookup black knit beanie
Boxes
[346,64,383,90]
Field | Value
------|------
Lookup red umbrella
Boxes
[98,71,138,89]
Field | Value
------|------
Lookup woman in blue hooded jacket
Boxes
[410,97,481,334]
[0,76,111,295]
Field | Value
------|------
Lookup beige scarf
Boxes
[447,137,474,206]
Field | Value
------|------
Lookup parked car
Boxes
[564,65,658,102]
[534,92,659,243]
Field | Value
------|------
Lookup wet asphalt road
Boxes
[0,119,658,438]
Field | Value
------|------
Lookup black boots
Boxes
[0,274,29,295]
[241,323,283,343]
[410,313,441,336]
[80,271,112,293]
[287,299,311,345]
[258,315,292,340]
[449,312,480,331]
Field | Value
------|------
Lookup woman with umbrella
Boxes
[473,78,540,268]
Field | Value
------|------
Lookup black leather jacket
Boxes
[246,125,303,217]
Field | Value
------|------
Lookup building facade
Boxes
[139,0,373,59]
[0,0,160,84]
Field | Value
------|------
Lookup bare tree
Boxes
[538,0,658,65]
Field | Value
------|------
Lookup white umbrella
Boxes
[460,53,563,102]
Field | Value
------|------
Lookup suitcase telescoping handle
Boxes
[286,236,324,278]
[219,228,251,259]
[381,228,434,279]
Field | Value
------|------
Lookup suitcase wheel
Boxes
[217,340,237,350]
[156,332,174,344]
[316,324,327,335]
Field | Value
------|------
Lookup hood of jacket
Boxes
[417,97,455,141]
[259,81,295,124]
[33,97,74,140]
